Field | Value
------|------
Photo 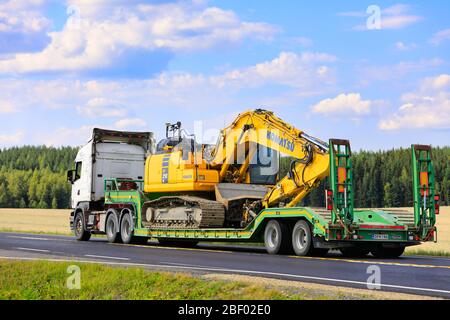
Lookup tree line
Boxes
[0,145,448,209]
[0,146,78,209]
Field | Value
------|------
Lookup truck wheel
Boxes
[120,213,149,245]
[264,220,291,255]
[106,214,122,243]
[291,220,313,256]
[74,213,91,241]
[340,247,370,258]
[371,246,405,259]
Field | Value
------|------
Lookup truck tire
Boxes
[120,212,149,245]
[371,246,405,259]
[340,247,370,258]
[106,213,122,243]
[291,220,313,256]
[74,213,91,241]
[264,220,292,255]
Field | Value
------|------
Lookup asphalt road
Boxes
[1,231,450,298]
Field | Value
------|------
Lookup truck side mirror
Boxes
[67,170,75,184]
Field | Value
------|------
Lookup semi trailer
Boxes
[68,110,439,258]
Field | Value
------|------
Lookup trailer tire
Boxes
[106,213,122,243]
[120,213,149,245]
[264,220,292,255]
[291,220,313,256]
[74,212,91,241]
[120,213,135,244]
[371,246,405,259]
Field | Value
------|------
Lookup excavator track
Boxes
[142,196,225,229]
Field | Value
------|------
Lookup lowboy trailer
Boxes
[69,127,439,258]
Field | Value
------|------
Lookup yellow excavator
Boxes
[142,109,330,229]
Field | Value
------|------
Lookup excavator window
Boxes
[249,145,279,185]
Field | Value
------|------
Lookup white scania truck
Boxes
[67,128,155,240]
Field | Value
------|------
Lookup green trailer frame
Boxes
[102,141,437,249]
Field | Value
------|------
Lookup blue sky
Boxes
[0,0,449,150]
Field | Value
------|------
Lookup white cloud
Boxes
[0,131,25,146]
[0,0,50,34]
[0,51,337,129]
[293,37,313,47]
[115,118,147,129]
[344,4,422,31]
[394,41,417,51]
[211,52,336,89]
[359,58,444,84]
[76,98,127,118]
[0,1,277,74]
[0,99,17,113]
[421,74,450,90]
[0,0,48,10]
[379,15,422,30]
[37,125,97,147]
[311,93,372,115]
[379,74,450,130]
[430,28,450,46]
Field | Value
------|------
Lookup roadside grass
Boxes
[0,228,72,237]
[0,260,437,300]
[0,260,309,300]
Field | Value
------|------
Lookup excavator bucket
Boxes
[215,183,269,209]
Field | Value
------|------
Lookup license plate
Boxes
[372,234,389,240]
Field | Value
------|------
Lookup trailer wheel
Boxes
[371,246,405,259]
[291,220,313,256]
[106,213,122,243]
[120,213,134,244]
[74,213,91,241]
[264,220,291,255]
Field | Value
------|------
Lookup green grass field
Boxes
[0,259,435,300]
[0,260,310,300]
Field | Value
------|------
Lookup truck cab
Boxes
[68,128,155,237]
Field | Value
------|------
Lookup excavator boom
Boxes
[206,109,330,208]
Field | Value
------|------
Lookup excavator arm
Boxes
[206,109,330,208]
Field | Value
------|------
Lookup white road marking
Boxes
[9,236,53,241]
[84,254,130,261]
[163,262,206,267]
[15,247,50,253]
[7,235,72,242]
[1,255,449,296]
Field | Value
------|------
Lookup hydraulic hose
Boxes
[290,143,314,187]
